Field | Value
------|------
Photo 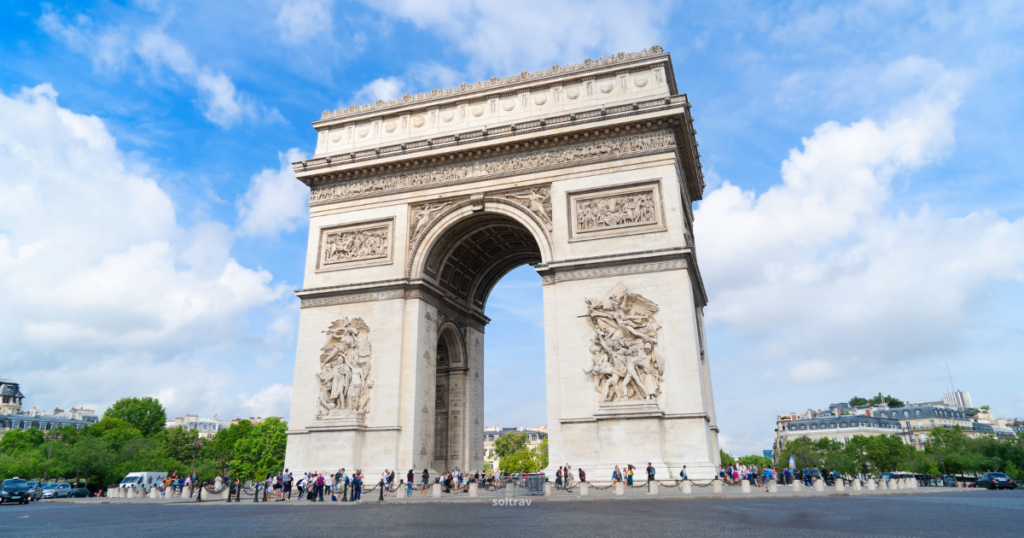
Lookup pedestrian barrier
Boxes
[813,479,824,492]
[835,480,845,492]
[740,480,750,493]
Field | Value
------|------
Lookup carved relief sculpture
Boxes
[409,201,454,244]
[315,317,375,419]
[576,190,656,232]
[322,227,389,263]
[498,187,552,230]
[582,282,664,404]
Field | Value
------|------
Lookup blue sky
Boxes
[1,1,1022,456]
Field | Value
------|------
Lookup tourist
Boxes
[352,470,363,502]
[555,467,563,490]
[626,465,634,486]
[646,462,656,483]
[763,467,774,492]
[564,464,573,493]
[297,473,307,499]
[326,472,335,501]
[612,465,622,483]
[680,465,687,480]
[317,473,326,501]
[420,469,429,497]
[579,468,586,483]
[406,469,414,496]
[283,470,293,500]
[339,469,348,502]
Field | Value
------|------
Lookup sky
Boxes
[1,0,1022,456]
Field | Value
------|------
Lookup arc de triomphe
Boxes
[284,46,720,479]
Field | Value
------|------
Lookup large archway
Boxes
[284,47,721,481]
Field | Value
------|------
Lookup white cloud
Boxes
[275,0,336,44]
[353,76,406,104]
[0,84,292,417]
[241,383,293,418]
[40,10,277,128]
[237,148,310,237]
[366,0,669,74]
[696,58,1024,383]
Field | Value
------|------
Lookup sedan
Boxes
[69,488,90,498]
[975,472,1016,490]
[39,483,72,499]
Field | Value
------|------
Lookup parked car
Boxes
[1,478,31,505]
[40,483,72,499]
[69,488,90,498]
[26,482,40,501]
[974,472,1016,490]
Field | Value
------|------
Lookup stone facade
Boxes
[284,47,719,480]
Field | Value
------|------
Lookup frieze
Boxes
[315,218,394,272]
[567,180,666,242]
[309,130,676,205]
[540,259,686,285]
[300,289,405,308]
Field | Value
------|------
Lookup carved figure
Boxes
[582,282,663,403]
[322,227,389,264]
[409,201,453,243]
[315,317,374,418]
[503,188,553,230]
[576,191,656,232]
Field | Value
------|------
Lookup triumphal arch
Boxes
[284,46,720,479]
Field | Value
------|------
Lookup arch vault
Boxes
[285,46,720,479]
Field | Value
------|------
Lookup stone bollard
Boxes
[814,479,824,492]
[614,482,625,496]
[911,478,918,489]
[107,487,117,498]
[580,483,589,496]
[768,479,777,493]
[126,487,137,499]
[712,480,722,493]
[150,487,160,499]
[792,481,803,492]
[395,485,407,499]
[431,483,441,498]
[867,479,876,490]
[468,482,477,498]
[880,479,889,490]
[681,480,692,494]
[835,480,845,492]
[741,480,751,493]
[544,482,552,496]
[853,479,861,491]
[897,478,905,490]
[648,481,658,495]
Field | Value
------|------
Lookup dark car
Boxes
[1,478,31,505]
[975,472,1016,490]
[69,488,90,498]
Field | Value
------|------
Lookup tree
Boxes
[493,433,529,459]
[202,420,253,476]
[980,405,991,412]
[534,438,549,470]
[719,449,735,467]
[498,448,541,474]
[849,396,869,406]
[230,418,287,481]
[737,455,772,469]
[103,397,167,437]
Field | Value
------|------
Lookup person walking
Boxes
[579,468,586,483]
[763,466,774,492]
[680,465,688,481]
[555,467,563,490]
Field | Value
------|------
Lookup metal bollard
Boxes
[254,483,260,502]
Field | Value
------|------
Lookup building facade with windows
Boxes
[483,426,547,472]
[774,414,902,454]
[165,414,230,439]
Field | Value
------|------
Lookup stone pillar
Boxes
[150,487,160,499]
[614,482,625,496]
[544,482,552,496]
[866,479,876,490]
[879,479,888,490]
[681,480,692,494]
[107,487,116,498]
[648,481,659,495]
[468,482,478,498]
[835,480,845,492]
[768,479,777,493]
[126,487,136,499]
[792,481,802,492]
[580,483,589,496]
[712,479,722,493]
[396,485,407,499]
[432,483,441,498]
[740,479,750,493]
[852,479,862,491]
[813,479,824,492]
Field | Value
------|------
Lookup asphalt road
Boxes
[2,491,1021,537]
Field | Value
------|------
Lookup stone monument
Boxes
[284,46,720,479]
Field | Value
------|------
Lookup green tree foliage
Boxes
[719,449,735,467]
[493,433,529,459]
[493,432,545,474]
[0,396,289,491]
[736,455,772,469]
[849,396,869,406]
[849,393,904,408]
[534,438,549,470]
[103,397,167,437]
[230,418,287,481]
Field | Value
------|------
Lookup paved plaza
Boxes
[3,490,1020,537]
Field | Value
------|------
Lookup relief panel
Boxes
[315,217,394,272]
[566,179,666,242]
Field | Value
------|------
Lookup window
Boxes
[917,421,923,429]
[800,425,807,431]
[840,422,847,428]
[844,437,850,443]
[914,410,921,417]
[829,424,836,429]
[930,420,935,428]
[906,421,911,428]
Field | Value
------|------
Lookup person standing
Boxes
[283,470,292,500]
[352,471,362,502]
[316,473,325,502]
[626,465,634,486]
[646,462,656,484]
[612,466,622,483]
[556,467,563,490]
[420,469,429,497]
[407,469,415,496]
[579,468,586,484]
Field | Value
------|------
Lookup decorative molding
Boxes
[309,130,676,205]
[541,259,686,285]
[315,217,394,272]
[567,179,666,242]
[300,289,404,309]
[320,46,665,120]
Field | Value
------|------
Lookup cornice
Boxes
[316,46,671,124]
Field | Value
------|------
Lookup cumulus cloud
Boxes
[0,84,293,416]
[353,76,406,104]
[237,149,310,237]
[40,10,278,128]
[696,58,1024,383]
[366,0,669,74]
[275,0,336,44]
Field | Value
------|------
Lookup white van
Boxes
[119,472,168,489]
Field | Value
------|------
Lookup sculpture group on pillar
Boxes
[582,282,664,403]
[316,317,374,418]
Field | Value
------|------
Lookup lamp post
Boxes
[992,456,998,472]
[902,427,916,476]
[940,458,947,487]
[41,433,64,483]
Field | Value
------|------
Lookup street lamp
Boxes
[992,456,998,472]
[187,440,204,502]
[41,433,64,483]
[940,458,947,487]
